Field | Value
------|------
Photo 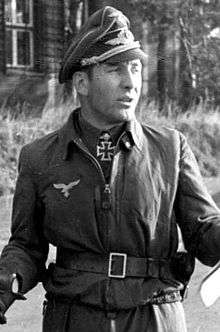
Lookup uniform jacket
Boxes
[0,109,220,311]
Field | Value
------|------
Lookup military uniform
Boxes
[0,6,220,332]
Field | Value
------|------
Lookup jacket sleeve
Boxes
[0,145,49,294]
[175,132,220,267]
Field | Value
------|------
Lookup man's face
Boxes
[84,59,142,128]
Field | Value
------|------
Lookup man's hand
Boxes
[0,313,6,324]
[0,289,26,324]
[0,272,26,324]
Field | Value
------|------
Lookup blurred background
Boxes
[0,1,220,331]
[0,0,219,197]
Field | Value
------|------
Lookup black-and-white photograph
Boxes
[0,1,220,331]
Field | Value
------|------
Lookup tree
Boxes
[128,0,220,109]
[63,0,85,99]
[87,0,106,15]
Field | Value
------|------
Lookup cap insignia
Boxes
[105,29,134,46]
[80,41,140,67]
[108,11,128,26]
[81,56,100,66]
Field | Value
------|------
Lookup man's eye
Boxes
[108,66,119,72]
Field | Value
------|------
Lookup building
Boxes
[0,0,199,115]
[0,0,65,115]
[0,0,155,116]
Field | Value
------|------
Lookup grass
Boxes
[0,100,74,196]
[0,98,220,196]
[139,99,220,177]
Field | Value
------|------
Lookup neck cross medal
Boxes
[97,132,115,161]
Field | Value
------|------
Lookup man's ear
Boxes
[72,71,89,96]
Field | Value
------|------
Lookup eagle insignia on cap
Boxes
[105,29,134,46]
[59,6,147,83]
[108,11,128,25]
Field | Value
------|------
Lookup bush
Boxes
[140,100,220,177]
[0,100,74,196]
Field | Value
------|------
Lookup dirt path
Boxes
[0,176,219,332]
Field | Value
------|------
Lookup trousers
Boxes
[42,298,187,332]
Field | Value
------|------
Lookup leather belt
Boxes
[56,249,171,279]
[150,290,182,304]
[45,289,182,307]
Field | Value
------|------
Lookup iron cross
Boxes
[97,141,115,161]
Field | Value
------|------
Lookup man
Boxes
[0,6,220,332]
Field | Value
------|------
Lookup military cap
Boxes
[59,6,148,83]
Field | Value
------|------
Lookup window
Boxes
[5,0,34,68]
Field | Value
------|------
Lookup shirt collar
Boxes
[125,119,143,150]
[59,108,143,160]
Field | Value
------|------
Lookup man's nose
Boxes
[121,69,135,89]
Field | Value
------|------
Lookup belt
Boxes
[45,290,182,307]
[56,249,171,279]
[150,290,182,304]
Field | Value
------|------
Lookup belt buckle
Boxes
[108,252,127,278]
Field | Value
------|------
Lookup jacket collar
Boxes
[59,108,143,160]
[125,118,143,151]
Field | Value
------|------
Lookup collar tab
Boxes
[125,120,143,150]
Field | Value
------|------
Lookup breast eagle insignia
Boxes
[53,179,80,198]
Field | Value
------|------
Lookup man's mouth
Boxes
[117,97,134,103]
